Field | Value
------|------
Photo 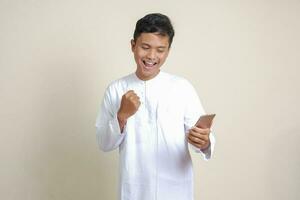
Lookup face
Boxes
[131,33,170,80]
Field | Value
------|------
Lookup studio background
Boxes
[1,1,299,200]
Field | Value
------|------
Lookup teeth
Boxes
[144,60,156,67]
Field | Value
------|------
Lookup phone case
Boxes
[195,114,216,129]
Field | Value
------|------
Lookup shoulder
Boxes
[160,71,195,90]
[105,73,134,94]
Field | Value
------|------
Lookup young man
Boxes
[96,13,215,200]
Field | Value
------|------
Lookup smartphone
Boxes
[195,114,216,129]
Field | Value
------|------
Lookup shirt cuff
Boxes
[189,131,215,161]
[111,113,127,136]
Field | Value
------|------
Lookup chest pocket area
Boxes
[158,95,185,143]
[128,108,152,144]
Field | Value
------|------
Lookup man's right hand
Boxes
[117,90,141,132]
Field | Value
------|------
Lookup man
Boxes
[95,13,215,200]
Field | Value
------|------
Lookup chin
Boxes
[137,69,159,80]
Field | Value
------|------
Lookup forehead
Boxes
[136,33,169,47]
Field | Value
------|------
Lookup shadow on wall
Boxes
[266,128,300,200]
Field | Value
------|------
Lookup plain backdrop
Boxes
[0,0,299,200]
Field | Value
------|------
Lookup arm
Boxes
[183,81,216,160]
[95,88,140,152]
[95,87,126,152]
[188,127,216,161]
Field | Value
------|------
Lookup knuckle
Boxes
[126,90,133,95]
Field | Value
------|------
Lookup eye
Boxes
[157,48,165,53]
[141,45,150,50]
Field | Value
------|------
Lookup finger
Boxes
[125,90,134,97]
[126,90,134,94]
[134,99,141,107]
[132,94,140,100]
[189,130,207,139]
[129,93,140,100]
[192,126,210,133]
[189,134,206,142]
[188,134,206,145]
[127,90,140,97]
[188,132,209,143]
[188,137,207,149]
[129,96,135,101]
[130,96,140,103]
[192,126,210,135]
[188,138,202,149]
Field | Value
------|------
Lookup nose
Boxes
[146,49,156,60]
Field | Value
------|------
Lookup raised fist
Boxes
[117,90,141,121]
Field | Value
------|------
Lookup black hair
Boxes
[133,13,175,48]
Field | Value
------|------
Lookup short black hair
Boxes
[133,13,175,48]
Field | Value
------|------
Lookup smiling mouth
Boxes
[143,60,157,68]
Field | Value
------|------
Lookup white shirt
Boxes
[95,71,215,200]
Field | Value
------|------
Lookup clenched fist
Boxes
[117,90,141,132]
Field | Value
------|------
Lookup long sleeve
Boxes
[95,86,126,152]
[189,131,216,160]
[183,80,216,160]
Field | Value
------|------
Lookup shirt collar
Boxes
[133,71,163,84]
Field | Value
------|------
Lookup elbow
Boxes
[99,146,111,152]
[97,135,115,152]
[98,143,116,152]
[96,128,118,152]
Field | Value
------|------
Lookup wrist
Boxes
[117,111,128,123]
[117,111,127,133]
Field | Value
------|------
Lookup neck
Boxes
[135,70,160,81]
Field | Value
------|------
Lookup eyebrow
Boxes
[141,43,150,46]
[141,43,167,48]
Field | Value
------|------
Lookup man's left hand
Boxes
[187,126,211,150]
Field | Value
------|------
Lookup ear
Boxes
[131,39,135,52]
